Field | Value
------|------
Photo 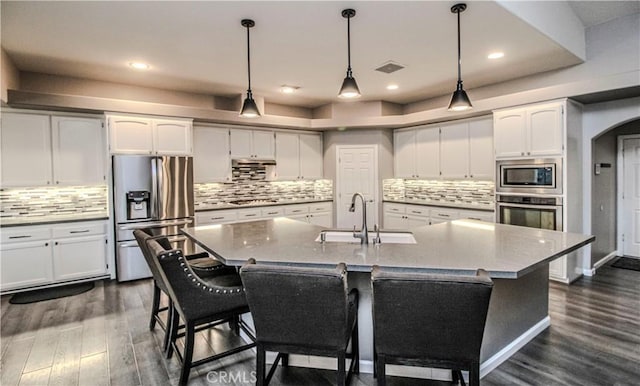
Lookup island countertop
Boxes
[182,218,594,279]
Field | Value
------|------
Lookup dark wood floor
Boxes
[1,260,638,386]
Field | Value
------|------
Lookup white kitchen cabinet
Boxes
[1,113,106,187]
[193,125,231,183]
[440,122,469,179]
[153,118,193,155]
[274,132,300,180]
[195,209,238,225]
[394,130,416,178]
[494,102,563,159]
[459,209,495,222]
[382,203,429,229]
[0,113,53,187]
[0,221,109,293]
[275,132,323,180]
[51,116,106,185]
[308,202,332,227]
[394,126,439,179]
[430,207,460,224]
[299,134,323,179]
[107,114,193,155]
[230,129,275,159]
[468,119,494,180]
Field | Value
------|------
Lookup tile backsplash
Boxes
[383,179,494,207]
[195,179,333,210]
[0,185,108,219]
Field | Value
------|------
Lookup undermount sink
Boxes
[315,230,417,244]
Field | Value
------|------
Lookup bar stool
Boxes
[240,260,359,386]
[146,238,256,386]
[371,266,493,386]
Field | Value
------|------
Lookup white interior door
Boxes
[622,137,640,257]
[336,146,378,229]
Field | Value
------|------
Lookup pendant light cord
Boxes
[347,14,352,76]
[246,24,252,93]
[456,9,462,84]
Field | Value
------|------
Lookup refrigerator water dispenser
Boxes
[126,191,150,220]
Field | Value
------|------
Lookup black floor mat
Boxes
[611,257,640,272]
[9,282,95,304]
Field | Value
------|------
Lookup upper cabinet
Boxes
[1,113,105,187]
[394,126,439,179]
[230,129,275,159]
[494,102,563,159]
[1,113,53,187]
[394,117,493,180]
[274,132,323,180]
[52,116,106,185]
[440,118,494,179]
[107,114,193,155]
[193,125,231,183]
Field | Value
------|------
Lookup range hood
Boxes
[232,158,276,167]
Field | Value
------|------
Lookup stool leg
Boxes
[337,351,346,386]
[178,322,195,386]
[150,283,161,330]
[352,319,359,374]
[469,364,480,386]
[256,345,266,386]
[376,354,386,386]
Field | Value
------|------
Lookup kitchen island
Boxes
[182,218,594,380]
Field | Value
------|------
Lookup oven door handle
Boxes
[497,202,561,210]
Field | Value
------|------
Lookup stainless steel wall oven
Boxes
[496,194,563,231]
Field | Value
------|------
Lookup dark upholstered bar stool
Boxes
[371,266,493,386]
[146,238,256,386]
[240,260,359,386]
[133,229,239,352]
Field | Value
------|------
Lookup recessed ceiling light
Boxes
[129,62,150,70]
[279,85,300,94]
[488,52,504,60]
[386,84,399,90]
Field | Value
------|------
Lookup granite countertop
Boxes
[182,218,594,279]
[195,199,333,212]
[384,199,495,211]
[0,213,109,227]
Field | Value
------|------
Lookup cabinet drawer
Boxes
[237,208,262,220]
[1,227,51,243]
[431,208,460,220]
[405,206,429,217]
[284,205,309,215]
[459,210,495,222]
[309,202,332,213]
[52,222,106,238]
[261,207,284,217]
[384,203,406,214]
[195,210,237,225]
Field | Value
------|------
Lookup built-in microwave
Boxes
[496,158,562,195]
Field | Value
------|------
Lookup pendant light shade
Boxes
[448,3,472,112]
[240,19,261,118]
[338,9,361,99]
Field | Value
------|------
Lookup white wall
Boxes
[582,96,640,269]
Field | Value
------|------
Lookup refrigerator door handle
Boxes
[117,218,193,231]
[151,157,159,219]
[119,241,142,248]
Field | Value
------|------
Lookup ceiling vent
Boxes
[375,61,405,74]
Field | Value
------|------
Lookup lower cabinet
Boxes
[383,202,495,230]
[0,220,109,293]
[195,202,333,228]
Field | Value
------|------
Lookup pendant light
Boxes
[338,9,361,99]
[240,19,260,118]
[448,3,472,112]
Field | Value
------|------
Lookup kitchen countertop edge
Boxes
[195,199,333,212]
[1,215,110,227]
[383,199,495,212]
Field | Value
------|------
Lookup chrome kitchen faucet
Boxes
[349,192,369,244]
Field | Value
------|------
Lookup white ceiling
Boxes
[1,1,636,109]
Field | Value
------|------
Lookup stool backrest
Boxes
[133,228,172,293]
[372,267,493,362]
[240,262,350,351]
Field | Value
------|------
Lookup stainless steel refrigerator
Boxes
[113,155,194,281]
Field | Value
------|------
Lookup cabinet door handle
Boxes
[9,235,31,239]
[438,214,450,217]
[244,214,257,217]
[267,212,278,215]
[45,242,49,246]
[55,242,59,246]
[70,230,90,234]
[521,152,525,156]
[210,217,224,220]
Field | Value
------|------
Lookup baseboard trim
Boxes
[479,316,551,378]
[584,251,619,276]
